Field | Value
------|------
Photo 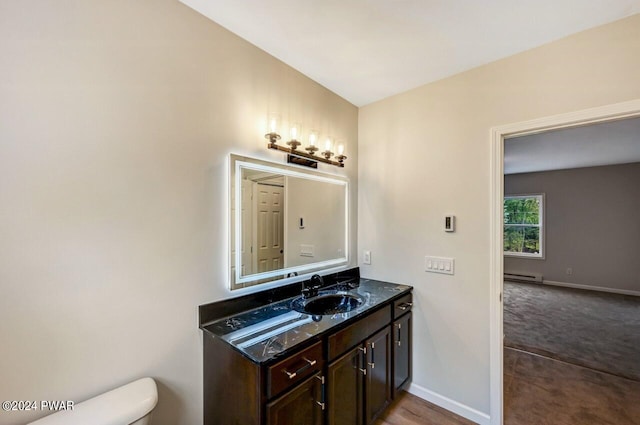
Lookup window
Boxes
[504,194,544,258]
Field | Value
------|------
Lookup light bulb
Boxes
[290,126,298,140]
[309,133,316,146]
[338,144,344,155]
[325,139,332,151]
[270,118,277,133]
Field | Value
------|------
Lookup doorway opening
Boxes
[489,99,640,425]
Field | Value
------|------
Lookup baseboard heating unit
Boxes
[504,272,543,283]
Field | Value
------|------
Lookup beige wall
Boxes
[505,162,640,294]
[0,1,358,424]
[285,177,347,268]
[358,14,640,417]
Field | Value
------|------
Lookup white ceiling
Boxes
[504,117,640,174]
[179,0,640,106]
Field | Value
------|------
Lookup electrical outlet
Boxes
[363,250,371,265]
[566,267,573,275]
[300,244,314,257]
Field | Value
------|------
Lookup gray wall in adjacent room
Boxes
[505,162,640,293]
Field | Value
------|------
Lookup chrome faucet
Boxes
[302,274,324,299]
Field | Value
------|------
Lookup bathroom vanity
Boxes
[199,268,412,425]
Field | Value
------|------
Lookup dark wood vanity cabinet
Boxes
[392,293,413,397]
[267,341,324,399]
[202,289,412,425]
[364,326,392,424]
[393,312,412,396]
[327,346,363,425]
[267,372,325,425]
[327,325,392,425]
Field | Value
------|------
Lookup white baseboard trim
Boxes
[542,280,640,297]
[407,383,491,425]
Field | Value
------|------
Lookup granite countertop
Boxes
[201,279,411,364]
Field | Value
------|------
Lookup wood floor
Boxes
[374,391,475,425]
[378,350,640,425]
[504,348,640,425]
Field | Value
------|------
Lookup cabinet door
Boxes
[327,346,364,425]
[393,312,412,397]
[365,326,391,425]
[266,372,325,425]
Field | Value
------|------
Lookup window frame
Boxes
[503,193,545,259]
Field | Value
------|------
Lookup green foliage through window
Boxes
[504,195,543,257]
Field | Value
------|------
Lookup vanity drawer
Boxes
[393,293,413,319]
[267,340,323,399]
[328,306,391,361]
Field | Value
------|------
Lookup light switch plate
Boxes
[425,256,454,275]
[363,250,371,265]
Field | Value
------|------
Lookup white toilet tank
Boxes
[28,377,158,425]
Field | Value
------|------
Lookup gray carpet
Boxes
[503,281,640,381]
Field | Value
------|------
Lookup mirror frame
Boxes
[230,154,349,289]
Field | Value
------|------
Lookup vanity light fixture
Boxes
[265,120,347,168]
[335,141,347,165]
[265,116,281,145]
[286,124,302,150]
[322,138,334,160]
[305,131,319,155]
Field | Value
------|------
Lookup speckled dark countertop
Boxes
[201,278,411,364]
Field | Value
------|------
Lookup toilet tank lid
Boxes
[28,377,158,425]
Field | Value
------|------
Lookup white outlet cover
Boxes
[363,250,371,265]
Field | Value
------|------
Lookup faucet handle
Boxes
[301,286,313,299]
[310,274,324,289]
[301,275,323,299]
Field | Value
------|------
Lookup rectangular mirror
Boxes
[230,154,349,290]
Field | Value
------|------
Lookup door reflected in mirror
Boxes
[230,155,348,290]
